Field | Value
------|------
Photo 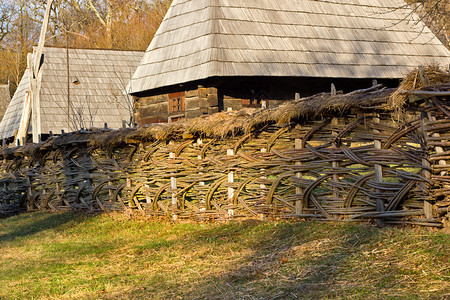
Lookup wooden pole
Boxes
[424,111,444,219]
[66,32,70,131]
[260,147,267,193]
[373,114,385,226]
[227,148,235,216]
[197,139,205,186]
[332,117,339,202]
[127,178,133,208]
[295,138,303,214]
[31,0,54,143]
[169,151,177,208]
[418,69,433,219]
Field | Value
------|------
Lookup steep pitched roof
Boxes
[0,70,29,139]
[130,0,450,94]
[0,47,144,139]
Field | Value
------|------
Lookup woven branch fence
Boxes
[0,73,449,227]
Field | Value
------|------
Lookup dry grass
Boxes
[0,212,448,299]
[390,65,450,109]
[10,66,445,151]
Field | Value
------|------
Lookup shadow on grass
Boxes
[131,220,381,300]
[194,222,379,299]
[0,211,80,243]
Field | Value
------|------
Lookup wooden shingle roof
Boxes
[0,48,144,139]
[130,0,450,94]
[0,71,29,139]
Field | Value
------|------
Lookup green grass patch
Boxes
[0,212,448,299]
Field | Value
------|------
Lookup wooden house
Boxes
[0,47,144,142]
[129,0,450,124]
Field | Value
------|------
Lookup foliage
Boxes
[0,212,448,299]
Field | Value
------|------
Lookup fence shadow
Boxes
[0,211,79,243]
[188,222,380,299]
[123,220,381,299]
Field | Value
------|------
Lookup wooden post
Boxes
[331,83,336,96]
[108,176,113,197]
[127,178,133,208]
[28,0,55,144]
[227,148,235,216]
[145,184,151,204]
[424,111,445,219]
[169,151,177,208]
[27,175,32,203]
[295,139,303,214]
[197,139,205,186]
[66,37,70,132]
[418,68,434,219]
[332,117,339,202]
[31,78,41,144]
[261,100,267,109]
[16,88,32,145]
[260,148,267,193]
[331,82,339,205]
[295,93,300,101]
[373,114,385,226]
[171,176,177,206]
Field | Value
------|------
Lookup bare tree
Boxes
[68,96,99,131]
[107,70,135,127]
[0,0,14,43]
[403,0,449,48]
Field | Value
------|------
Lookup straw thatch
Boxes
[130,0,450,95]
[390,65,450,109]
[29,69,448,148]
[39,87,392,147]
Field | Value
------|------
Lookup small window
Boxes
[169,92,185,113]
[242,90,271,108]
[242,98,262,108]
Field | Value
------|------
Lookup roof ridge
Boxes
[32,45,145,53]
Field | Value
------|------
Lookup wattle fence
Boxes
[0,78,449,227]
